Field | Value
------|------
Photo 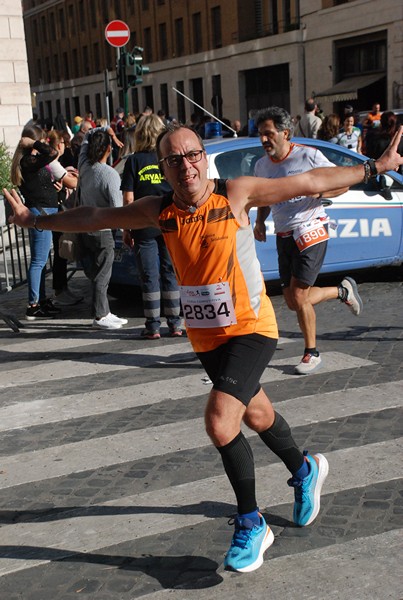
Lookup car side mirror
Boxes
[377,174,393,201]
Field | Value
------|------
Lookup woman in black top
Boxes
[47,129,83,306]
[120,115,182,339]
[10,125,61,320]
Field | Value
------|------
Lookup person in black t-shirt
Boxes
[120,115,182,339]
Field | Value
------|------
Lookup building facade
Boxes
[22,0,402,128]
[0,1,33,152]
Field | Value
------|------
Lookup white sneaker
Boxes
[92,313,123,330]
[109,313,128,325]
[53,289,84,306]
[295,353,322,375]
[340,277,363,316]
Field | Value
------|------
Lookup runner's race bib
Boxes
[180,282,237,328]
[293,219,329,253]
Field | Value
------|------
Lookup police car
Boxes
[109,136,403,294]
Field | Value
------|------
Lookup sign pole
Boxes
[122,47,129,117]
[104,69,110,121]
[105,19,131,118]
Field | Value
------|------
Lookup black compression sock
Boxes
[217,431,257,515]
[258,412,304,475]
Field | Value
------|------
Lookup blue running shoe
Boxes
[288,451,329,526]
[224,513,274,573]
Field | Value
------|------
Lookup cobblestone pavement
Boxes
[0,268,402,600]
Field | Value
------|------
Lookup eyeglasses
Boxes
[159,150,204,168]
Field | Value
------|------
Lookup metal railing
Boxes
[0,196,55,331]
[0,197,31,293]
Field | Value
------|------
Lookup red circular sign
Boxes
[105,20,130,48]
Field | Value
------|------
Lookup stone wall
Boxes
[0,0,32,153]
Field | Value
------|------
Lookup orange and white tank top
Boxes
[159,179,278,352]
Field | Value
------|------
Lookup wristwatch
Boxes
[33,215,43,231]
[363,159,378,184]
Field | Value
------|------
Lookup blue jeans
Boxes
[134,235,181,332]
[28,207,58,305]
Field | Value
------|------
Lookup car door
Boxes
[312,144,403,273]
[208,140,403,280]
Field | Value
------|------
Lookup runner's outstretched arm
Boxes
[229,126,403,211]
[3,188,162,232]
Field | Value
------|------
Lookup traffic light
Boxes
[116,48,150,90]
[126,47,150,87]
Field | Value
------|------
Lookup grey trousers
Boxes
[80,231,114,319]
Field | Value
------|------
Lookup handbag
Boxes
[61,178,81,211]
[58,232,81,262]
[58,177,82,262]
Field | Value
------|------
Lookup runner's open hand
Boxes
[2,188,35,229]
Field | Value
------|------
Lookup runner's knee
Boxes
[205,391,245,445]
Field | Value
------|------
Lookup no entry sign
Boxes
[105,20,130,48]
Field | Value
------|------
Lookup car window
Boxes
[214,146,265,179]
[379,173,402,191]
[312,145,362,168]
[307,144,368,191]
[311,144,402,192]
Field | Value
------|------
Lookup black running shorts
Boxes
[196,334,277,406]
[276,228,328,288]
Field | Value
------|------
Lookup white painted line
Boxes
[0,329,142,353]
[0,345,373,395]
[1,332,292,355]
[0,372,399,433]
[0,341,197,388]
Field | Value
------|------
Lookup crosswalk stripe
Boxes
[0,330,143,353]
[0,332,294,354]
[0,341,196,388]
[2,374,399,489]
[0,336,295,389]
[0,369,400,434]
[0,345,374,391]
[0,439,400,577]
[144,530,403,600]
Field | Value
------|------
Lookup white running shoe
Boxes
[108,313,128,325]
[295,353,322,375]
[340,276,363,316]
[92,313,123,330]
[109,313,129,325]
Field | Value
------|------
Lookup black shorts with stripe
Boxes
[276,226,328,288]
[196,333,277,406]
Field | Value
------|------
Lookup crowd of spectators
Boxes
[10,99,402,327]
[13,106,183,329]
